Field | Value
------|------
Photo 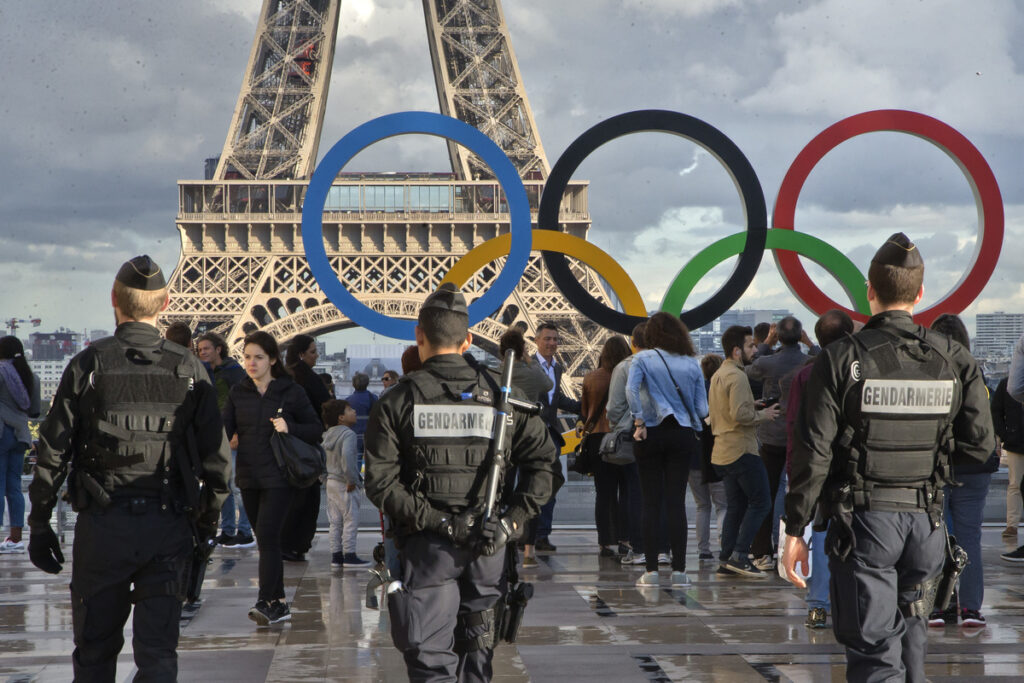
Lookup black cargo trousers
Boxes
[70,500,192,682]
[829,509,944,683]
[389,531,505,683]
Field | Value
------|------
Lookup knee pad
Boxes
[454,608,496,654]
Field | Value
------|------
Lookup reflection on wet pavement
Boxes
[2,528,1024,681]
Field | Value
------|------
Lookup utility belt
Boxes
[820,481,943,562]
[102,496,185,515]
[851,485,940,512]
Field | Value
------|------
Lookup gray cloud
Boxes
[1,0,1021,338]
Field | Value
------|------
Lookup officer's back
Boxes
[27,255,231,683]
[363,283,558,683]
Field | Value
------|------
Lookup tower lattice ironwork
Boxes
[165,0,619,393]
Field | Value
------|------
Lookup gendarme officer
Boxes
[782,234,994,683]
[364,283,560,682]
[27,255,231,682]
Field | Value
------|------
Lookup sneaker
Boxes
[0,538,25,554]
[618,543,631,556]
[1003,526,1018,538]
[722,557,766,578]
[805,607,828,629]
[535,538,557,552]
[267,601,291,624]
[716,564,735,576]
[1001,545,1024,562]
[342,553,371,568]
[331,551,345,569]
[216,532,237,547]
[248,600,272,626]
[698,552,715,561]
[657,553,671,566]
[621,551,646,566]
[281,550,306,562]
[752,555,776,571]
[522,555,538,568]
[636,570,659,586]
[960,609,986,628]
[928,604,958,627]
[670,571,690,587]
[234,532,256,548]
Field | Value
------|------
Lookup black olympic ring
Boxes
[537,109,768,335]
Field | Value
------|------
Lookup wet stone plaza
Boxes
[3,527,1024,682]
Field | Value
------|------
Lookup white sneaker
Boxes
[636,570,659,586]
[670,571,690,587]
[657,553,671,566]
[621,551,647,566]
[752,555,776,571]
[0,539,25,554]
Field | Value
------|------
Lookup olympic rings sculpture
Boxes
[302,109,1002,339]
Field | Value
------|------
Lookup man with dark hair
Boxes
[346,371,378,458]
[784,309,854,630]
[708,325,779,577]
[743,315,816,570]
[364,283,559,681]
[196,331,253,548]
[528,321,581,554]
[27,256,231,681]
[163,322,193,349]
[783,234,994,682]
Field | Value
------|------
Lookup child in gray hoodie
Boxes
[322,400,370,568]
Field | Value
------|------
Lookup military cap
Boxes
[115,255,167,291]
[421,282,468,316]
[871,232,924,269]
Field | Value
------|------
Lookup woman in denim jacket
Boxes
[626,312,707,587]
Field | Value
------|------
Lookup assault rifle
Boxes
[480,349,540,645]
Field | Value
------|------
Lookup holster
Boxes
[824,484,856,562]
[69,470,111,512]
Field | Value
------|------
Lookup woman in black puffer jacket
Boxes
[223,331,323,626]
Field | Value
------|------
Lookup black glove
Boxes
[437,510,478,547]
[479,516,519,556]
[29,527,65,575]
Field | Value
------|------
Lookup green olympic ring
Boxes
[660,229,871,317]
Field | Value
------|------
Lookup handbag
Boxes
[598,430,635,465]
[270,408,326,488]
[568,430,597,476]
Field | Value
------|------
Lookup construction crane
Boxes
[4,317,42,336]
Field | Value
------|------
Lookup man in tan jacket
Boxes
[708,325,780,577]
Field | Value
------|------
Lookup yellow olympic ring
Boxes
[441,231,648,319]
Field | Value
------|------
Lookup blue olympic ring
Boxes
[301,111,532,340]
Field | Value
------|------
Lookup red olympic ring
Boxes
[772,109,1003,326]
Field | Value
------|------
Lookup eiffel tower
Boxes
[164,0,616,392]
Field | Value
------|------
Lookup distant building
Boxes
[33,358,71,406]
[976,312,1024,359]
[29,329,82,361]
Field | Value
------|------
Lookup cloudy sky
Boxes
[1,0,1022,349]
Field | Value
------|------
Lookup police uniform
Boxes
[27,256,231,682]
[786,235,995,683]
[364,284,560,683]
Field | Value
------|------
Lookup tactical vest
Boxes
[77,337,195,502]
[837,327,960,502]
[402,368,498,512]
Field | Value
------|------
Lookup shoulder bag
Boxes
[270,407,326,488]
[598,430,635,465]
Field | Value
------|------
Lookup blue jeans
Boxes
[0,425,27,529]
[713,452,771,561]
[219,451,251,536]
[944,472,991,611]
[807,526,831,610]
